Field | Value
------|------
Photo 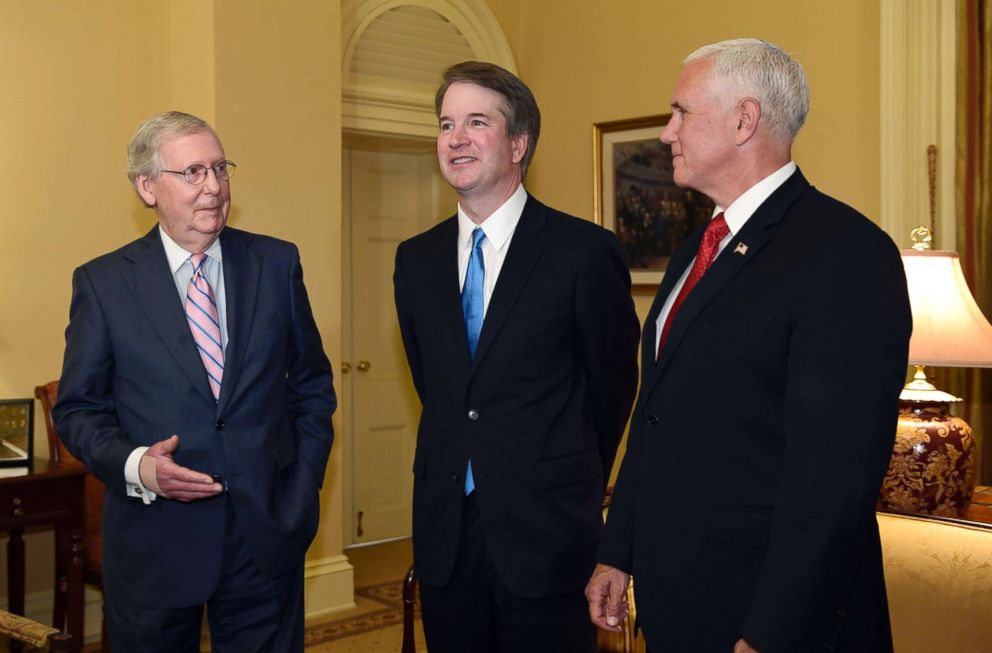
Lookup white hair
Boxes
[685,38,809,143]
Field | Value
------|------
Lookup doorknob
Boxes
[341,361,352,374]
[356,360,371,372]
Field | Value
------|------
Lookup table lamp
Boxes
[878,226,992,517]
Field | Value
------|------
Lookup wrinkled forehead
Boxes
[157,128,225,162]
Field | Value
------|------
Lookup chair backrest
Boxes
[34,380,105,581]
[34,381,83,467]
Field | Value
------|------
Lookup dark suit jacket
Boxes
[53,226,335,608]
[394,194,640,598]
[598,169,911,653]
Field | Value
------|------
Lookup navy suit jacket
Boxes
[599,169,912,653]
[53,226,335,607]
[394,195,640,598]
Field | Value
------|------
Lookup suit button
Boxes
[215,421,225,430]
[451,471,462,482]
[467,409,479,421]
[647,415,659,427]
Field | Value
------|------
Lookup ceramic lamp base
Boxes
[879,401,977,517]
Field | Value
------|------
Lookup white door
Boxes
[344,135,455,545]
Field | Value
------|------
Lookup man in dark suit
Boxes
[53,111,335,652]
[394,61,640,652]
[586,39,912,653]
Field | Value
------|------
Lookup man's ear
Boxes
[511,133,528,165]
[735,97,761,145]
[135,175,158,207]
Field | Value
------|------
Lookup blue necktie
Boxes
[461,227,486,494]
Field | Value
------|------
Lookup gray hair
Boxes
[126,111,214,202]
[685,38,809,142]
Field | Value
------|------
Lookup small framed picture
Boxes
[0,399,34,472]
[593,114,715,288]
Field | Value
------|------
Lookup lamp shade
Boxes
[901,249,992,367]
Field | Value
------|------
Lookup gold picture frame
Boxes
[593,114,714,288]
[0,398,34,472]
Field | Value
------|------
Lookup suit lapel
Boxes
[123,227,215,402]
[649,169,811,387]
[428,218,473,370]
[470,196,548,372]
[641,225,703,384]
[216,228,261,414]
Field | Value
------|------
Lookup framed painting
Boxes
[0,398,33,472]
[593,114,714,288]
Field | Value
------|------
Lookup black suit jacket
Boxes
[599,170,911,653]
[394,194,640,598]
[53,226,335,607]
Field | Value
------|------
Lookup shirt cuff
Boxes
[124,446,157,505]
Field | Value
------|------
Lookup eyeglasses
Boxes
[161,160,237,184]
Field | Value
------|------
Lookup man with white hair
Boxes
[586,39,911,653]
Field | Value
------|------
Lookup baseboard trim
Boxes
[304,553,356,618]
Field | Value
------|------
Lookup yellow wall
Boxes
[0,0,344,607]
[488,0,881,318]
[0,2,170,399]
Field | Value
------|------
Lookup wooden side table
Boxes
[0,461,85,652]
[964,485,992,526]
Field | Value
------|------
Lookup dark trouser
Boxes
[105,499,305,653]
[419,492,596,653]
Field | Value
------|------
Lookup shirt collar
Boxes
[158,225,224,274]
[715,161,797,236]
[457,184,528,252]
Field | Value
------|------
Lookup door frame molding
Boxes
[341,0,517,137]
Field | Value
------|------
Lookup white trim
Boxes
[341,0,517,136]
[304,554,356,618]
[879,0,957,249]
[345,534,411,549]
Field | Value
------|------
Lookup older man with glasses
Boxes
[54,111,335,652]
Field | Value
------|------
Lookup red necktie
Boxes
[656,213,730,361]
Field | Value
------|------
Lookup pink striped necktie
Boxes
[185,253,224,400]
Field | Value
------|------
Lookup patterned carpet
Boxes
[304,579,420,646]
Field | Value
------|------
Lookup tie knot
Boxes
[471,227,486,249]
[704,213,730,244]
[190,252,207,272]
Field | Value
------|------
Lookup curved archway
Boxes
[342,0,517,136]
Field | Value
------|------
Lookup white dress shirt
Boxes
[457,184,528,315]
[124,227,229,504]
[654,161,797,357]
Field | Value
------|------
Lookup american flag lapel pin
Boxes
[734,242,749,256]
